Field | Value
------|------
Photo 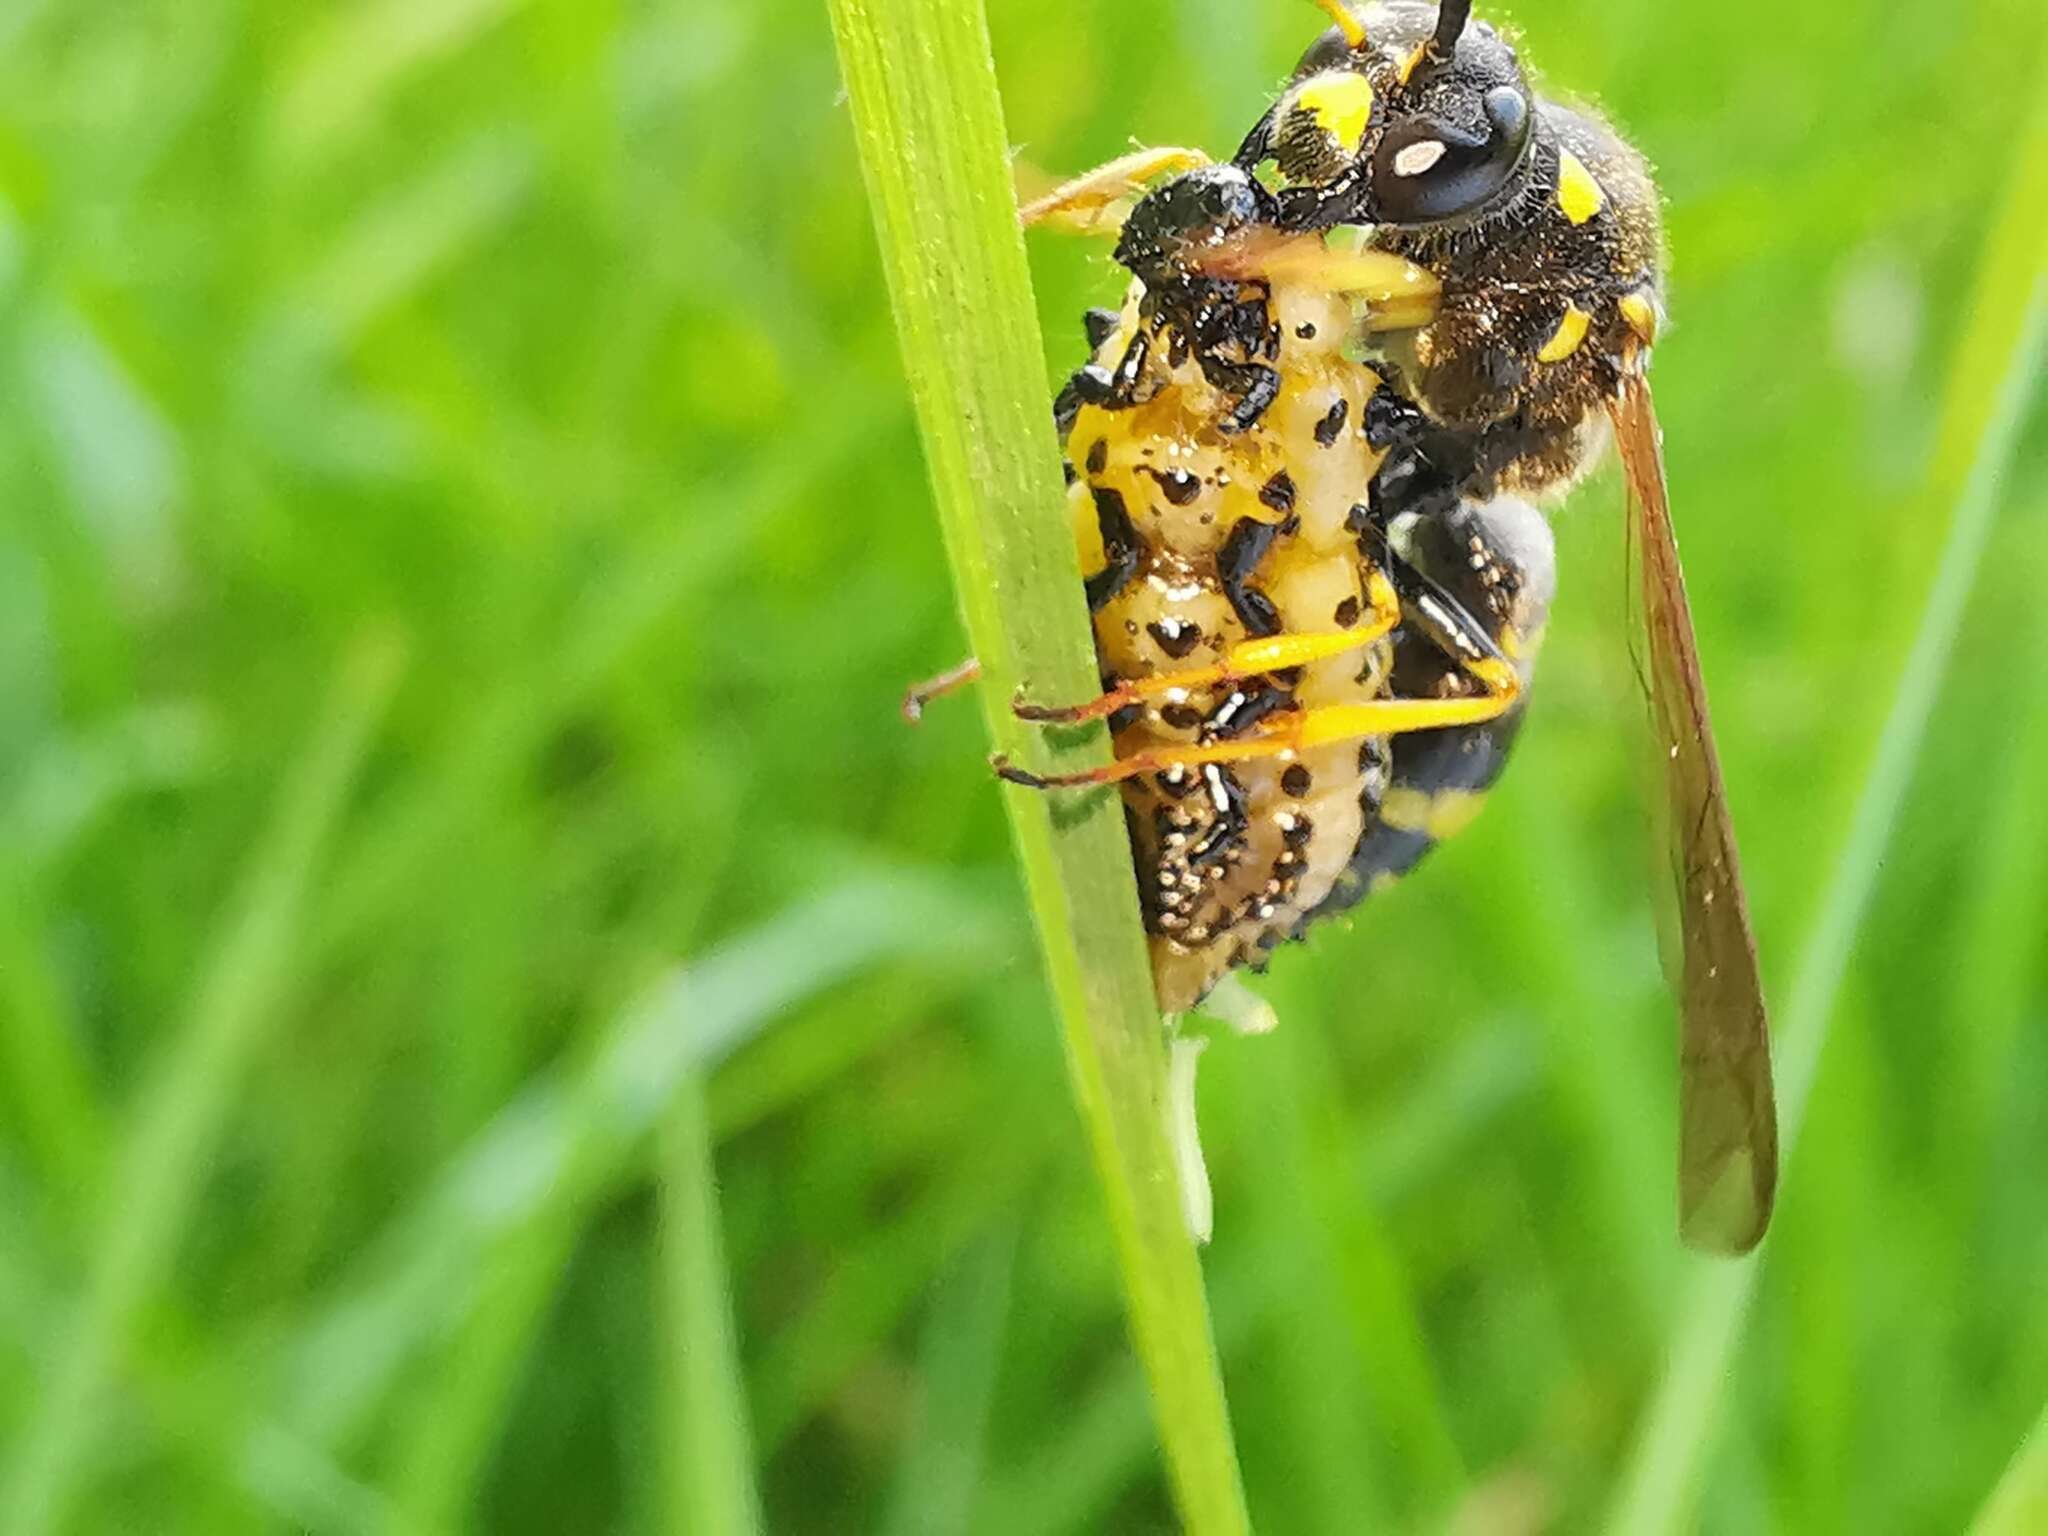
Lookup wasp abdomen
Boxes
[1306,491,1556,923]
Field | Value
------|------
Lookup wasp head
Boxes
[1242,0,1538,233]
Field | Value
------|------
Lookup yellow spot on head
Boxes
[1293,72,1377,154]
[1536,302,1591,363]
[1619,289,1661,345]
[1555,148,1605,225]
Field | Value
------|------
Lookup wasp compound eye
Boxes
[1370,85,1532,225]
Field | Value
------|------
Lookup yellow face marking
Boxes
[1619,289,1661,344]
[1536,303,1591,363]
[1555,148,1605,224]
[1379,786,1490,840]
[1293,72,1376,154]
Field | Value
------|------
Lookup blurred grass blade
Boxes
[879,1226,1018,1536]
[0,874,105,1196]
[279,873,991,1450]
[343,876,992,1527]
[751,1110,1047,1451]
[1971,1402,2048,1536]
[825,0,1248,1528]
[0,632,403,1536]
[658,1070,764,1536]
[1606,68,2048,1536]
[274,0,526,164]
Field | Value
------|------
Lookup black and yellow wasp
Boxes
[912,0,1778,1253]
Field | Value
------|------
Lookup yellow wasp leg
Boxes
[1018,146,1212,234]
[995,659,1520,789]
[1202,232,1441,330]
[1014,568,1401,724]
[1312,0,1368,49]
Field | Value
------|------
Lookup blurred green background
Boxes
[2,0,2045,1531]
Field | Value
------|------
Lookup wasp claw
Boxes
[902,657,982,723]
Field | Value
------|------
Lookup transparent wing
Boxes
[1609,373,1779,1255]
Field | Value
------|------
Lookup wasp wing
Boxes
[1609,372,1779,1256]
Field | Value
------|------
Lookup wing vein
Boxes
[1610,373,1779,1255]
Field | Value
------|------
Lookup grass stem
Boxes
[823,0,1249,1527]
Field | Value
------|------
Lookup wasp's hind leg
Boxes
[1013,567,1402,724]
[994,671,1519,790]
[997,544,1528,790]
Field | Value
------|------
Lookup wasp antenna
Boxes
[1430,0,1472,58]
[1312,0,1368,50]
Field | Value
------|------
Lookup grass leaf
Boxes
[657,1069,765,1536]
[879,1226,1019,1536]
[1971,1401,2048,1536]
[0,631,403,1535]
[823,0,1248,1528]
[276,874,983,1454]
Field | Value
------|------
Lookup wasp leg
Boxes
[1019,146,1213,234]
[1015,568,1400,724]
[901,656,982,723]
[1000,563,1519,788]
[994,664,1518,789]
[1199,233,1442,331]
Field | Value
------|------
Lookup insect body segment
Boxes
[977,0,1775,1251]
[1303,492,1554,923]
[1046,281,1440,1010]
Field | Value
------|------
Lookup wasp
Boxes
[911,0,1778,1253]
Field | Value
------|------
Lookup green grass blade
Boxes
[657,1069,764,1536]
[1605,67,2048,1536]
[879,1226,1018,1536]
[0,870,104,1196]
[823,0,1247,1530]
[749,1111,1049,1452]
[281,873,985,1451]
[0,631,403,1536]
[1971,1401,2048,1536]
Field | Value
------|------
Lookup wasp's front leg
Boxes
[1017,146,1213,235]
